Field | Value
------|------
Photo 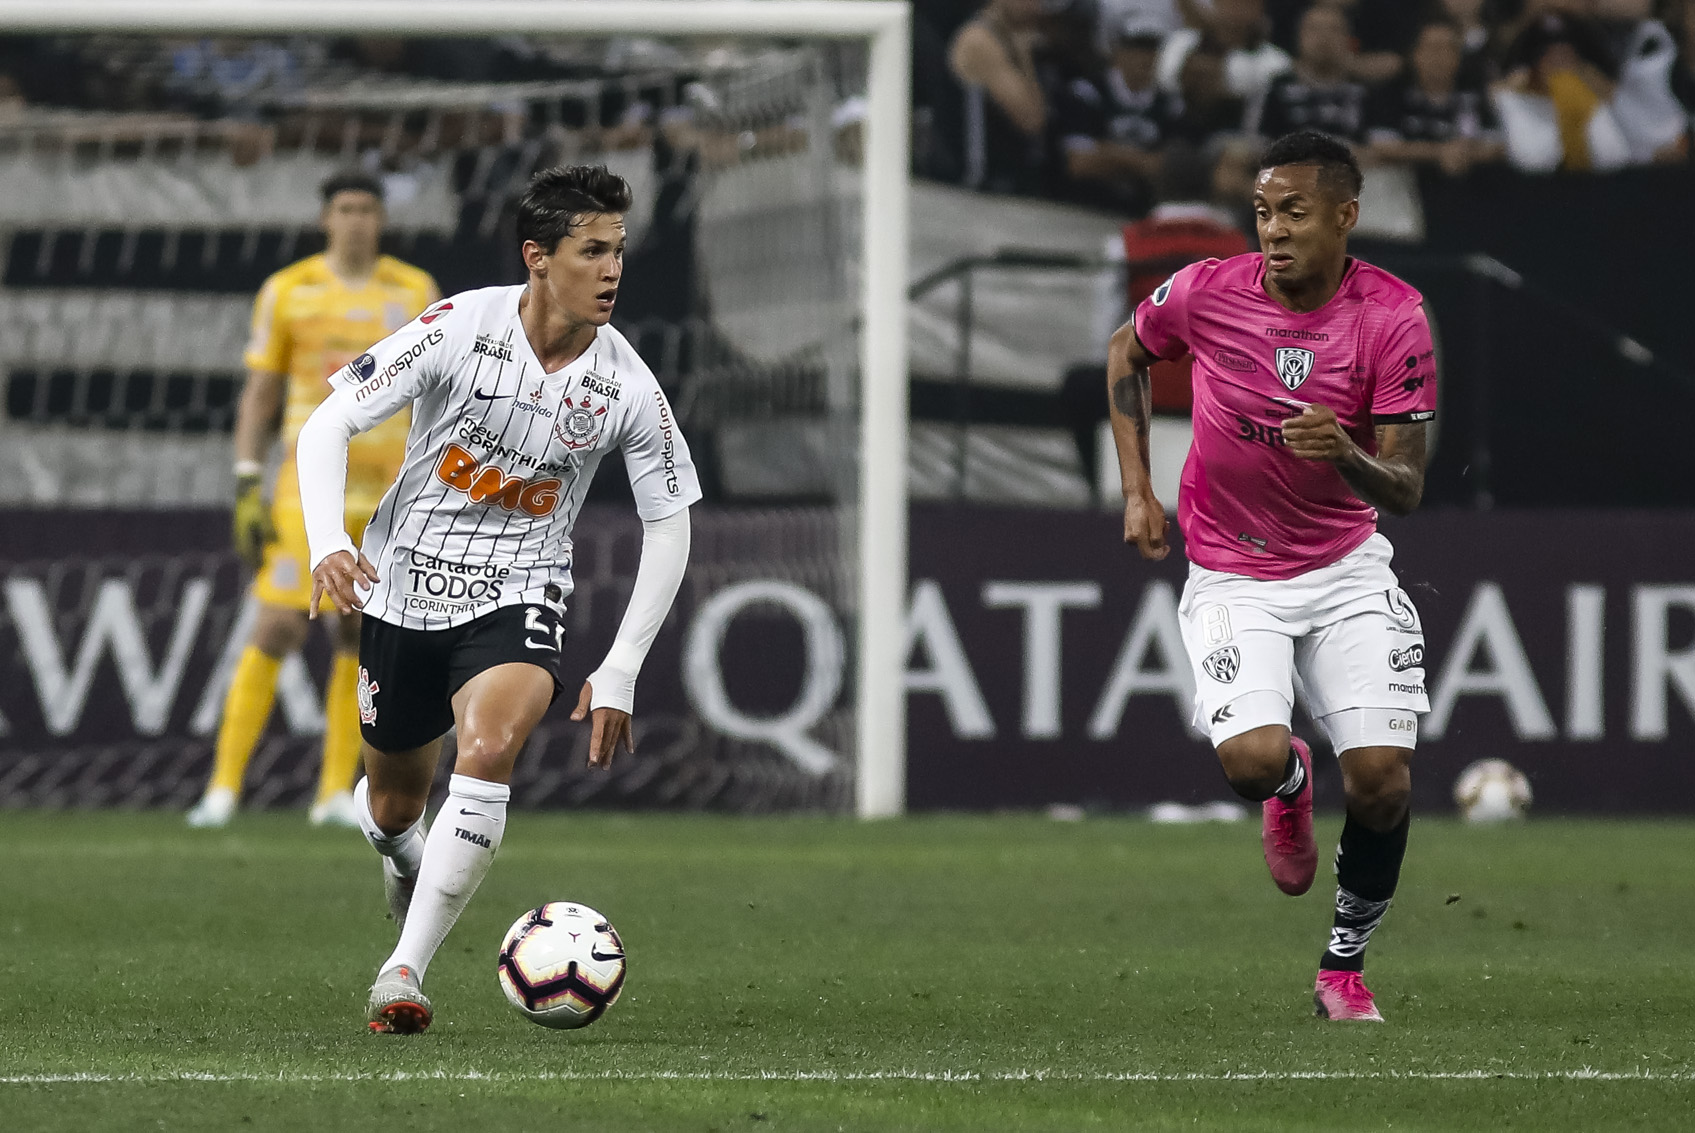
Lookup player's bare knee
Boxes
[368,788,426,835]
[453,730,522,781]
[1341,748,1412,829]
[1216,726,1292,800]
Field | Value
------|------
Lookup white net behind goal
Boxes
[0,23,885,813]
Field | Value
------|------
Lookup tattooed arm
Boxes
[1281,411,1428,515]
[1106,319,1169,560]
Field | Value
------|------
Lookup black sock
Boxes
[1273,747,1306,801]
[1320,811,1410,973]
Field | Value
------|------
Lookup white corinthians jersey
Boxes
[329,285,702,630]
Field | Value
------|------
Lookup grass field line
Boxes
[4,1067,1692,1086]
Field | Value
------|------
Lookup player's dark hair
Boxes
[319,169,385,205]
[516,165,633,254]
[1259,130,1364,202]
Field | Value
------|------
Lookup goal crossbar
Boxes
[0,0,912,818]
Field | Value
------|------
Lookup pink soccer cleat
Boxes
[1313,969,1384,1021]
[1261,736,1317,896]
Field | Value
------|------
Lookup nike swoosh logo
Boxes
[590,948,625,962]
[473,388,511,400]
[524,639,557,651]
[459,808,490,818]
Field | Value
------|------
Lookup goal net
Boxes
[0,2,909,816]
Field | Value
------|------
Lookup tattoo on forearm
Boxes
[1110,369,1153,471]
[1339,424,1426,514]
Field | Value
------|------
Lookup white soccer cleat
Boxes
[185,787,236,829]
[309,790,361,829]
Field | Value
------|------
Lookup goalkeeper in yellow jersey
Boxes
[187,171,438,829]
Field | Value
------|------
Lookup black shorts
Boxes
[357,603,567,753]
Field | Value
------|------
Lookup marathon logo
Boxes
[581,370,621,401]
[473,334,515,363]
[1264,327,1329,342]
[353,328,444,402]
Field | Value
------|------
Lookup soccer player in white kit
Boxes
[1107,133,1437,1021]
[296,166,702,1033]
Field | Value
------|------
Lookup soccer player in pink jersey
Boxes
[1106,131,1437,1022]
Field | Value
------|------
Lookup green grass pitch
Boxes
[1,811,1691,1131]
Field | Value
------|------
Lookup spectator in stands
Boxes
[1167,40,1251,146]
[1278,0,1410,83]
[1366,19,1507,174]
[1598,0,1690,161]
[949,0,1053,194]
[1158,0,1292,107]
[1437,0,1504,84]
[1673,0,1695,118]
[1255,4,1369,140]
[1492,4,1634,170]
[1095,0,1183,50]
[1053,19,1181,212]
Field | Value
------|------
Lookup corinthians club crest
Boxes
[1274,346,1315,390]
[554,393,608,450]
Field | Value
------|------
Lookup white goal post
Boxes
[0,0,912,817]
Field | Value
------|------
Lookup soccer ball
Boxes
[497,902,626,1029]
[1452,759,1532,823]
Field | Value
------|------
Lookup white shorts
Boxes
[1178,533,1429,755]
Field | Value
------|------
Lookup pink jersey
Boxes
[1133,253,1436,580]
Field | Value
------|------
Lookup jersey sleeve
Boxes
[620,385,703,521]
[1131,259,1203,361]
[1369,301,1438,425]
[325,298,456,432]
[243,274,290,374]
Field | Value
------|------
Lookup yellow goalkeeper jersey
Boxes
[245,253,438,516]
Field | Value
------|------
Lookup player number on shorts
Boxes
[524,607,564,652]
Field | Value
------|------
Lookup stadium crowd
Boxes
[919,0,1695,215]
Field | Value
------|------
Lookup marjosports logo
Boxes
[435,444,562,516]
[656,392,679,494]
[1202,646,1240,683]
[1388,644,1424,672]
[1274,347,1315,391]
[353,329,444,402]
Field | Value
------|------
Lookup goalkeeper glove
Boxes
[232,472,275,571]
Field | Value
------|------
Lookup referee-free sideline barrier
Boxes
[1,504,1692,814]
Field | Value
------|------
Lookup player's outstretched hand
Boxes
[1122,489,1170,561]
[572,681,634,769]
[1281,404,1354,463]
[309,550,378,619]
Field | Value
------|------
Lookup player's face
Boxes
[530,212,626,327]
[1253,165,1356,292]
[321,190,384,257]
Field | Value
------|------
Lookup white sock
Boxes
[380,773,509,980]
[354,776,426,879]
